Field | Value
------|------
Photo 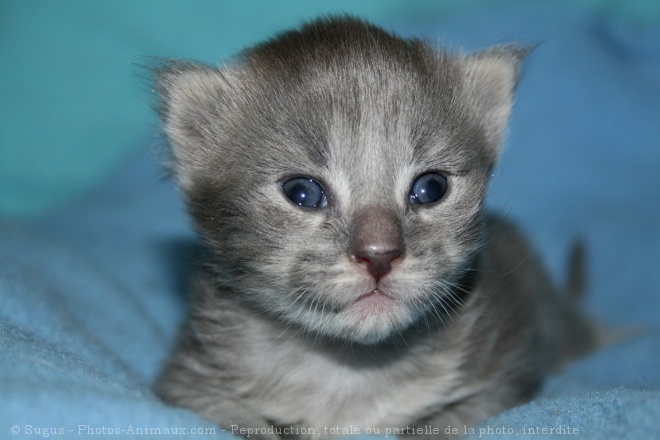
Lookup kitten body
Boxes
[154,18,594,438]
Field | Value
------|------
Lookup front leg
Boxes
[199,401,283,440]
[401,382,538,439]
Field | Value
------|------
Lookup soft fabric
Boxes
[1,3,659,439]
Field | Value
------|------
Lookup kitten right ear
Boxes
[152,61,232,192]
[461,45,533,160]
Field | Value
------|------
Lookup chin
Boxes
[324,298,417,345]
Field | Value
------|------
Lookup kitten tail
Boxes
[566,239,586,300]
[564,239,643,352]
[550,239,598,367]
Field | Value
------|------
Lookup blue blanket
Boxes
[2,3,659,439]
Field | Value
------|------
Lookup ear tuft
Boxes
[462,45,534,156]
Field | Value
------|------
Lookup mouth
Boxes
[296,287,410,344]
[350,289,395,308]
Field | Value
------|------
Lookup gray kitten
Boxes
[154,17,595,439]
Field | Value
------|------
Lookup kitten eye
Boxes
[408,173,448,205]
[282,177,328,209]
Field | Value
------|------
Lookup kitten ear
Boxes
[152,61,233,191]
[461,45,532,158]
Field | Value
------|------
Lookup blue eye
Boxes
[408,173,448,205]
[282,177,328,209]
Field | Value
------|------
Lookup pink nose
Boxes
[349,206,405,282]
[353,248,402,282]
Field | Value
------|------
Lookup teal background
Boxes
[2,0,659,219]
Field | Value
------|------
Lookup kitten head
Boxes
[154,17,528,344]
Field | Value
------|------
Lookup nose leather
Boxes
[353,248,402,282]
[350,207,404,282]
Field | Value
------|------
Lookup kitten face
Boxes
[156,18,526,344]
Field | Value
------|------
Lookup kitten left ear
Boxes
[461,45,533,157]
[151,61,235,192]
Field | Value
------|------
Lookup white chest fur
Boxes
[241,328,473,437]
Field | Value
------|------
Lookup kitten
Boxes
[153,17,595,439]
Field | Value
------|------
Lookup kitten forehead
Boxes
[237,17,511,161]
[239,18,475,188]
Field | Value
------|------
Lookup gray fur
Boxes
[153,17,595,439]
